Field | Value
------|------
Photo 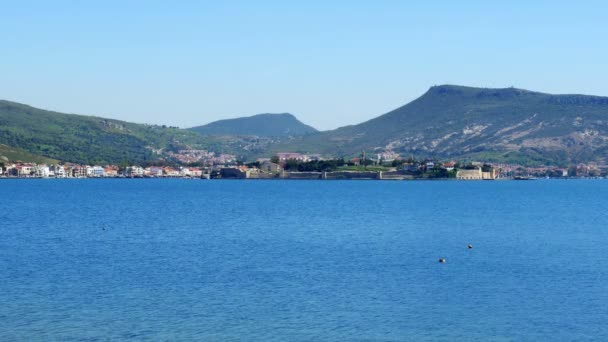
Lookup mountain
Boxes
[3,85,608,166]
[189,113,318,137]
[270,85,608,165]
[0,100,222,165]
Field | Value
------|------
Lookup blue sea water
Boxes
[1,179,607,341]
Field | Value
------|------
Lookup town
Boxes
[1,150,607,180]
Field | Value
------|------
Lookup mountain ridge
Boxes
[266,85,608,165]
[189,112,318,137]
[2,84,608,166]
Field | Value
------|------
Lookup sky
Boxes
[1,1,607,130]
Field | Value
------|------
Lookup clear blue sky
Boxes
[1,1,607,130]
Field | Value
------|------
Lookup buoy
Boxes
[439,258,446,263]
[468,244,473,249]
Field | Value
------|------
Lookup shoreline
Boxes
[0,176,604,181]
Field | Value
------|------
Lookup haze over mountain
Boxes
[271,85,608,166]
[189,113,318,137]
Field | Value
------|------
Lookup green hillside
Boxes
[0,144,59,164]
[0,100,218,164]
[190,113,317,137]
[268,85,608,165]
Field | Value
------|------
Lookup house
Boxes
[126,166,144,177]
[377,151,399,163]
[104,166,119,177]
[189,168,203,177]
[443,162,456,171]
[17,164,35,177]
[276,152,308,162]
[163,167,180,177]
[72,166,87,178]
[35,165,50,177]
[260,161,282,173]
[145,167,163,177]
[91,166,105,177]
[213,154,236,165]
[308,154,323,161]
[51,165,67,178]
[402,163,419,172]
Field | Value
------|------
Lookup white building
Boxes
[92,166,105,177]
[35,165,50,177]
[126,166,144,177]
[18,164,34,176]
[53,165,67,178]
[145,167,164,177]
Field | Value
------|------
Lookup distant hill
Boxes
[0,100,220,165]
[270,85,608,165]
[189,113,318,137]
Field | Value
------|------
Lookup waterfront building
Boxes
[456,168,482,180]
[17,164,35,176]
[456,168,497,180]
[220,167,248,179]
[92,166,104,177]
[189,168,203,177]
[260,161,282,173]
[104,166,119,177]
[163,167,180,177]
[126,166,144,177]
[35,165,50,177]
[145,167,163,177]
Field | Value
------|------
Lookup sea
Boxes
[1,179,607,341]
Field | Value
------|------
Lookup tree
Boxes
[284,158,299,171]
[119,159,130,170]
[391,159,405,167]
[481,164,493,172]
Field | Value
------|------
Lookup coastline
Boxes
[1,176,604,181]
